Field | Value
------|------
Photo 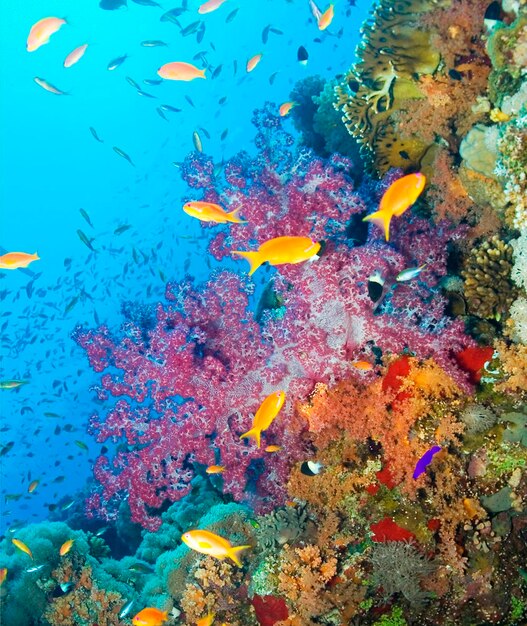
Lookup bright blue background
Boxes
[0,0,369,533]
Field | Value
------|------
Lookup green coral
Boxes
[487,16,527,106]
[509,594,526,624]
[373,606,408,626]
[486,441,527,475]
[496,106,527,230]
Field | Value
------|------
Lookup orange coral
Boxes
[495,340,527,397]
[297,359,463,491]
[277,545,338,623]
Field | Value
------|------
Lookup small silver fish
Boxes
[192,130,203,153]
[107,54,128,71]
[395,264,427,282]
[119,599,135,619]
[160,104,181,112]
[143,78,163,86]
[140,40,167,47]
[126,76,141,89]
[136,89,157,99]
[113,146,135,166]
[34,77,67,95]
[26,564,46,573]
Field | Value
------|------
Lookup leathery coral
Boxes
[461,235,517,320]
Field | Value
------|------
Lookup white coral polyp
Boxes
[509,296,527,345]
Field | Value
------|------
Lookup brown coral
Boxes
[43,565,126,626]
[462,235,517,320]
[180,556,256,625]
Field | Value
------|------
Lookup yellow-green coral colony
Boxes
[334,0,444,173]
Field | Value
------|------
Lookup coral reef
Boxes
[3,3,526,626]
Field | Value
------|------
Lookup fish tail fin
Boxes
[231,251,262,275]
[228,208,247,224]
[34,253,40,259]
[199,68,206,79]
[363,209,392,242]
[239,427,261,448]
[228,544,252,567]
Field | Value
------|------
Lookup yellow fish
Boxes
[206,465,225,474]
[27,17,66,52]
[246,53,263,73]
[12,538,33,559]
[0,252,40,270]
[59,539,74,556]
[279,101,296,116]
[352,360,373,371]
[363,172,426,241]
[158,62,206,81]
[232,236,320,276]
[181,529,251,567]
[318,4,334,30]
[183,201,246,224]
[132,607,169,626]
[240,391,285,449]
[265,445,282,453]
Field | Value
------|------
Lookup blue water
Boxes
[0,0,369,535]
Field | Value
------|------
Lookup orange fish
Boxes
[0,568,6,586]
[64,44,88,68]
[0,252,40,270]
[181,529,251,566]
[198,0,227,13]
[246,53,263,73]
[197,613,215,626]
[279,101,296,116]
[59,539,74,556]
[158,62,206,81]
[233,236,320,276]
[12,538,33,559]
[28,480,39,493]
[206,465,225,474]
[240,391,285,448]
[183,201,246,224]
[27,17,66,52]
[132,607,169,626]
[265,445,282,453]
[352,360,373,371]
[363,172,426,241]
[318,4,334,30]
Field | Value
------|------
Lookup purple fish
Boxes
[413,445,442,479]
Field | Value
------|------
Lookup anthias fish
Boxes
[363,172,426,241]
[183,201,246,224]
[181,529,251,566]
[232,236,320,275]
[240,391,286,448]
[27,17,66,52]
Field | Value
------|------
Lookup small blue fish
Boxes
[413,445,442,479]
[395,264,427,283]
